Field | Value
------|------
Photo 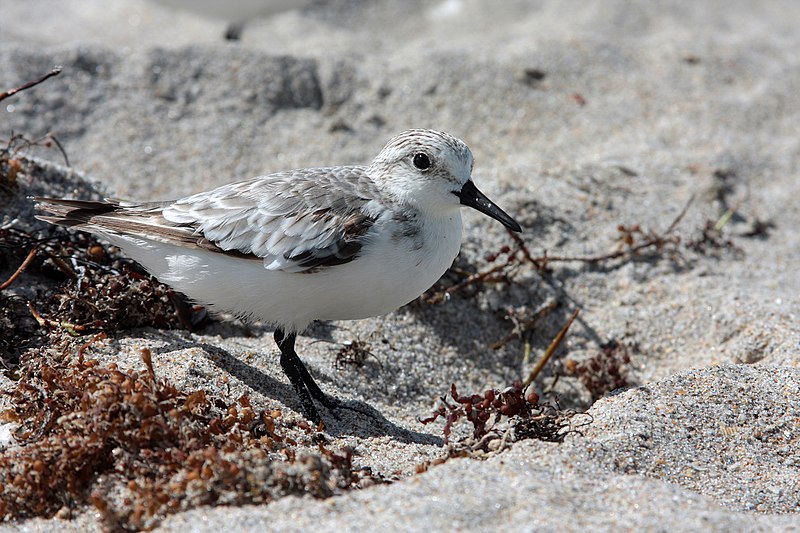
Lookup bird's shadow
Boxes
[198,317,339,344]
[194,341,442,445]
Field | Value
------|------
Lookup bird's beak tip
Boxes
[458,180,522,233]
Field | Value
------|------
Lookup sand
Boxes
[1,0,798,531]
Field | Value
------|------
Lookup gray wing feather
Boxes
[162,167,381,273]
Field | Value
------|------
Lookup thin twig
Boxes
[27,302,86,336]
[713,206,736,232]
[0,247,38,290]
[425,259,514,304]
[42,132,70,167]
[532,238,669,264]
[43,249,78,280]
[0,67,62,103]
[5,132,71,168]
[491,298,558,350]
[530,195,695,266]
[664,193,695,234]
[505,229,543,269]
[523,308,580,387]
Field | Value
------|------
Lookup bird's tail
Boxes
[32,197,123,230]
[33,197,202,249]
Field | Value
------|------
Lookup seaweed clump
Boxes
[562,339,633,401]
[0,218,204,368]
[421,381,590,452]
[0,343,365,530]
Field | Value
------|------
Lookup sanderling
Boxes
[35,129,522,423]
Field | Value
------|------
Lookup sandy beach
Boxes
[1,1,798,530]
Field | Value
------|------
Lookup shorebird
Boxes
[35,129,522,422]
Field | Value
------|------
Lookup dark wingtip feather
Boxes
[33,197,120,228]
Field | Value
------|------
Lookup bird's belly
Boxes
[107,216,462,331]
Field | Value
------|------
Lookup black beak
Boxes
[455,180,522,232]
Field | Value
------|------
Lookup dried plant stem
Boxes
[425,259,514,304]
[491,298,558,350]
[523,308,580,387]
[41,132,70,167]
[43,249,78,279]
[525,194,696,267]
[0,247,38,290]
[0,67,62,103]
[27,302,85,336]
[713,206,736,232]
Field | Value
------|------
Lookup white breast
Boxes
[312,211,463,321]
[101,210,464,333]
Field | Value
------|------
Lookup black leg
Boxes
[275,329,342,423]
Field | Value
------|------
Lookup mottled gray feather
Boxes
[35,166,384,273]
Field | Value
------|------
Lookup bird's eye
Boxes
[412,153,431,170]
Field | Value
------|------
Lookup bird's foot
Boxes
[275,328,372,425]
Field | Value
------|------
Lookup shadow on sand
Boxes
[194,341,442,445]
